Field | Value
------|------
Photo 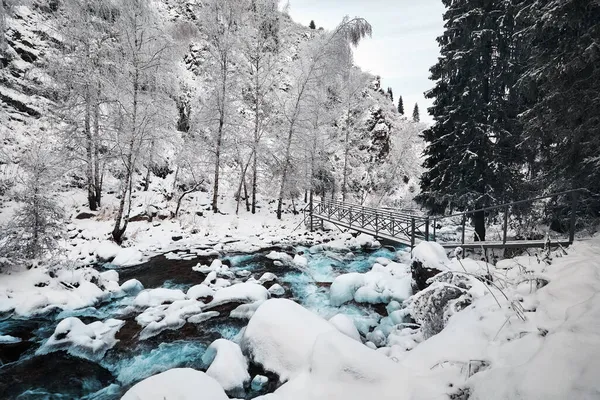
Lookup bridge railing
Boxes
[308,199,431,247]
[428,188,584,246]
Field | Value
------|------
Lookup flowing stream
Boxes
[0,244,400,399]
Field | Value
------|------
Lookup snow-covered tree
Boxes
[275,16,372,219]
[412,103,419,122]
[1,141,63,261]
[52,0,116,211]
[419,0,524,240]
[397,95,404,115]
[110,0,176,242]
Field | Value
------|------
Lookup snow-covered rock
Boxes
[136,299,204,340]
[329,268,411,306]
[241,299,338,381]
[411,241,450,291]
[37,317,125,361]
[133,288,186,307]
[258,272,278,283]
[111,247,144,267]
[329,314,361,341]
[266,251,293,264]
[209,282,269,307]
[293,254,308,267]
[230,301,264,319]
[268,283,285,297]
[187,284,215,300]
[95,241,122,262]
[121,368,229,400]
[251,374,269,391]
[203,339,250,395]
[120,279,144,296]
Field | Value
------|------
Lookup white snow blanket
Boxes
[241,299,338,381]
[203,339,250,394]
[121,368,229,400]
[37,317,124,361]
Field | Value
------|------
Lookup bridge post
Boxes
[461,214,466,245]
[502,206,509,245]
[425,218,430,241]
[411,217,415,249]
[309,195,314,232]
[375,212,379,237]
[569,190,577,244]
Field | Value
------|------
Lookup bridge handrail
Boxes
[312,199,428,221]
[430,188,585,220]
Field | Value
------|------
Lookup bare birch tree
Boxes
[275,17,372,219]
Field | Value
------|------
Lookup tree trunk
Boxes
[277,124,294,219]
[85,85,97,211]
[143,140,154,192]
[93,91,102,207]
[244,178,250,212]
[473,209,485,242]
[251,151,258,214]
[212,120,223,214]
[341,110,351,202]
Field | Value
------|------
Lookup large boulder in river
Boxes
[240,299,338,382]
[122,368,228,400]
[410,242,450,291]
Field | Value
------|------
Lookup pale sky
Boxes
[287,0,445,123]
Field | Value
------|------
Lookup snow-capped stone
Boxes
[268,284,285,297]
[188,311,219,324]
[121,368,228,400]
[37,317,125,361]
[95,241,122,262]
[203,339,250,395]
[251,375,269,391]
[133,288,186,308]
[187,284,215,300]
[241,299,338,381]
[120,279,144,296]
[330,269,412,307]
[328,314,361,342]
[411,241,450,291]
[111,247,144,267]
[258,272,277,283]
[209,282,269,307]
[230,301,264,319]
[99,270,119,283]
[136,299,204,340]
[266,251,293,264]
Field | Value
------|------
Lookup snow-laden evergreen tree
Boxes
[397,95,404,114]
[1,141,63,261]
[419,0,524,241]
[412,103,420,122]
[309,20,316,30]
[386,87,394,102]
[518,0,600,222]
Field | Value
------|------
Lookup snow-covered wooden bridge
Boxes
[306,190,581,250]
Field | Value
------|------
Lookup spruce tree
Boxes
[418,0,524,241]
[397,96,404,114]
[309,20,316,29]
[518,0,600,219]
[386,87,394,102]
[412,103,420,122]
